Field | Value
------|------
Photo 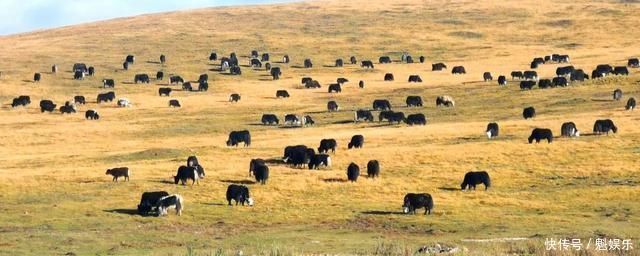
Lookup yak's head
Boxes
[105,169,112,175]
[246,197,254,207]
[173,176,180,184]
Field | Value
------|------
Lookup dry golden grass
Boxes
[0,0,639,254]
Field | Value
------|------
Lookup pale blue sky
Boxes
[0,0,294,35]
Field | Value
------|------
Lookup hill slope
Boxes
[0,0,639,254]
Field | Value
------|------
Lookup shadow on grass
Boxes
[438,187,460,191]
[103,209,140,216]
[219,179,256,185]
[202,202,226,206]
[331,120,355,124]
[264,158,285,165]
[323,178,347,183]
[361,210,404,215]
[591,98,614,102]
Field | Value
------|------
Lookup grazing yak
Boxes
[432,63,447,71]
[304,58,313,68]
[125,55,135,64]
[308,154,331,170]
[626,98,636,110]
[528,128,553,143]
[461,171,491,190]
[406,113,426,125]
[451,66,466,74]
[51,65,58,74]
[39,100,56,113]
[174,165,200,185]
[436,96,455,107]
[249,158,265,176]
[556,66,574,77]
[593,119,617,135]
[538,79,552,89]
[117,98,131,107]
[156,194,184,216]
[252,163,269,185]
[561,122,580,137]
[169,99,181,108]
[74,96,85,105]
[523,107,536,119]
[97,92,115,103]
[270,67,282,80]
[209,52,218,61]
[348,135,364,149]
[283,145,313,168]
[170,75,184,84]
[486,122,499,138]
[156,71,164,80]
[318,139,337,154]
[227,130,251,147]
[419,56,425,63]
[347,163,360,182]
[276,90,290,98]
[106,167,129,182]
[123,61,129,70]
[498,75,507,86]
[137,191,169,216]
[384,73,394,81]
[367,160,380,178]
[350,56,357,64]
[229,93,241,102]
[187,155,199,168]
[402,193,433,215]
[261,114,279,125]
[613,89,622,101]
[372,99,392,111]
[284,114,300,126]
[11,96,31,108]
[483,72,493,81]
[85,109,99,120]
[361,60,374,68]
[552,77,568,87]
[160,54,166,64]
[301,77,313,85]
[359,80,365,88]
[33,73,41,82]
[327,101,339,112]
[159,87,172,96]
[613,66,629,76]
[250,58,262,68]
[73,70,85,80]
[570,69,588,81]
[59,102,76,114]
[88,67,95,76]
[335,59,344,67]
[511,71,524,80]
[379,111,405,124]
[229,65,242,75]
[628,58,639,68]
[408,75,422,83]
[406,96,423,107]
[379,56,392,64]
[198,81,208,91]
[523,71,538,80]
[328,83,342,93]
[134,74,150,83]
[520,80,535,90]
[355,110,374,122]
[337,77,349,84]
[226,184,254,206]
[305,80,321,88]
[102,79,115,88]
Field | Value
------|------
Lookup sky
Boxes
[0,0,294,35]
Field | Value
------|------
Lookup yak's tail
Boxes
[175,194,183,216]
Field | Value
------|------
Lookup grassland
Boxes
[0,0,639,254]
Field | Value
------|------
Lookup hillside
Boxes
[0,0,639,254]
